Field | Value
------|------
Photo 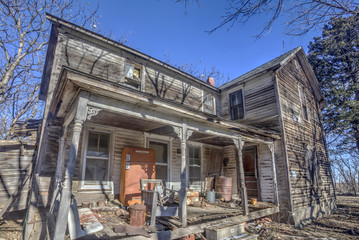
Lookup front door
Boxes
[243,147,259,199]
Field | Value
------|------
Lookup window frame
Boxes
[124,61,142,89]
[202,92,216,114]
[187,144,202,189]
[144,133,172,187]
[81,127,113,190]
[229,89,246,120]
[298,85,309,122]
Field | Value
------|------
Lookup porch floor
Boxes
[75,201,278,240]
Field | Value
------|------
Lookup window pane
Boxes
[87,133,98,156]
[98,133,110,157]
[125,63,134,78]
[155,165,167,184]
[149,141,168,164]
[189,166,201,182]
[236,90,243,104]
[230,93,237,106]
[133,67,140,79]
[85,159,108,184]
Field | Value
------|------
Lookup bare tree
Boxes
[0,0,101,139]
[177,0,359,37]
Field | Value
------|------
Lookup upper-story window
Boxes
[124,62,141,88]
[203,93,215,114]
[299,86,308,121]
[229,89,245,120]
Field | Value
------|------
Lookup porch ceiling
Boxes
[87,110,233,146]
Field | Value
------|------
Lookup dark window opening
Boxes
[229,90,245,120]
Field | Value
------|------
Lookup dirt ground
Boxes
[1,196,359,239]
[251,196,359,240]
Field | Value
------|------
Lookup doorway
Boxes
[243,146,259,200]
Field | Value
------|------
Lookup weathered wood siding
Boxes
[0,141,35,211]
[276,57,335,210]
[223,145,238,197]
[256,144,274,203]
[221,73,280,131]
[45,30,219,119]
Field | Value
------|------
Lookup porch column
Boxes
[174,123,193,227]
[268,142,279,205]
[54,126,68,189]
[54,92,88,240]
[233,136,249,215]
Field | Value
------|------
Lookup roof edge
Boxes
[45,13,219,92]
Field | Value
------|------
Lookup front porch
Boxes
[38,68,281,239]
[76,200,279,239]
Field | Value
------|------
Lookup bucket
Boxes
[206,190,215,204]
[128,204,146,226]
[215,176,232,201]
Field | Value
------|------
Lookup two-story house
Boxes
[25,14,335,239]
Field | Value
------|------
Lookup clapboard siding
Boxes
[277,57,335,210]
[0,141,36,211]
[221,72,280,130]
[257,144,274,203]
[46,31,218,119]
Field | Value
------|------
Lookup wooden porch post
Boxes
[233,136,249,216]
[268,142,279,205]
[174,123,193,227]
[53,92,88,240]
[54,126,67,189]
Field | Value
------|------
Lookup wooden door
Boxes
[243,147,259,199]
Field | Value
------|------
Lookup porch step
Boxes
[205,223,257,240]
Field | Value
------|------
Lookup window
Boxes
[83,131,110,186]
[203,93,215,114]
[124,62,141,88]
[229,90,245,120]
[299,87,308,121]
[149,140,169,185]
[188,146,201,188]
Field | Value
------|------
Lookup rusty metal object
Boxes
[215,176,232,202]
[128,204,146,226]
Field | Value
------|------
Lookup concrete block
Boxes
[205,223,246,240]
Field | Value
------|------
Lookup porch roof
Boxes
[51,67,280,144]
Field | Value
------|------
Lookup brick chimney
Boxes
[207,77,215,87]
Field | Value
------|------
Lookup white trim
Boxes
[144,133,172,188]
[81,126,113,190]
[187,144,202,190]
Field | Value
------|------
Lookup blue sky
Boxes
[95,0,321,83]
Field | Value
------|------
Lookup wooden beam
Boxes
[273,75,293,211]
[268,142,279,205]
[233,137,249,215]
[53,91,88,240]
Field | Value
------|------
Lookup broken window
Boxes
[299,86,308,121]
[124,62,141,88]
[83,131,110,186]
[229,89,245,120]
[203,93,215,114]
[189,145,201,188]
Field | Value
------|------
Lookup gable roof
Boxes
[220,47,326,108]
[220,47,302,89]
[40,13,219,100]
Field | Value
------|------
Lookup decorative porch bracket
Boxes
[233,136,249,216]
[267,142,279,205]
[173,123,193,227]
[53,91,89,240]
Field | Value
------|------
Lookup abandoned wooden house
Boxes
[0,13,336,239]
